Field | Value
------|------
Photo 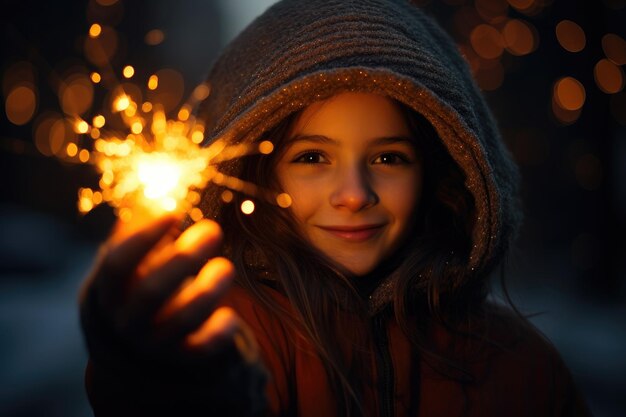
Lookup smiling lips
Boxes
[317,224,385,241]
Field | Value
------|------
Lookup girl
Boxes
[80,0,591,416]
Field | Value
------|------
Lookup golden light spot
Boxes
[594,59,624,94]
[123,65,135,79]
[602,34,626,66]
[75,120,89,133]
[276,193,292,208]
[93,191,103,205]
[148,75,159,90]
[145,29,165,46]
[124,103,137,117]
[66,142,78,157]
[470,24,504,59]
[189,208,204,222]
[113,94,131,112]
[89,23,102,38]
[131,121,143,134]
[84,25,118,67]
[554,77,586,111]
[90,128,100,139]
[258,140,274,154]
[93,114,106,128]
[187,191,201,204]
[241,200,255,215]
[503,19,537,56]
[192,83,211,101]
[177,106,190,121]
[90,72,101,83]
[79,149,90,163]
[556,20,586,53]
[221,190,234,203]
[119,207,132,222]
[79,197,94,213]
[5,85,37,125]
[191,130,204,144]
[142,102,153,112]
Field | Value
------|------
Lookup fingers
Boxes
[152,257,235,341]
[90,214,181,309]
[185,307,260,363]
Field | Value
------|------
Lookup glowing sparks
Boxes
[113,94,131,112]
[90,72,102,83]
[123,65,135,79]
[241,200,255,215]
[89,23,102,38]
[148,75,158,90]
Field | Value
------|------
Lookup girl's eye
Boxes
[372,153,410,165]
[293,151,328,164]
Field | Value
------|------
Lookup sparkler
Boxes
[2,4,293,227]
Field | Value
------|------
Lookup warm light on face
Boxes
[275,92,422,276]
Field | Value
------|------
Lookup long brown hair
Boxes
[216,101,482,416]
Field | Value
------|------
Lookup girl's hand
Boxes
[81,213,256,360]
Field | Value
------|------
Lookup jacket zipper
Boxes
[373,313,394,417]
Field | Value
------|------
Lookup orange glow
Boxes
[123,65,135,79]
[141,102,153,113]
[145,29,165,46]
[75,120,89,133]
[66,142,78,157]
[89,23,102,38]
[470,24,504,59]
[556,20,586,53]
[554,77,586,111]
[5,85,37,125]
[221,190,234,203]
[241,200,255,215]
[191,131,204,144]
[130,121,143,134]
[503,19,537,56]
[148,75,159,90]
[177,106,191,121]
[90,128,101,139]
[93,114,106,128]
[189,207,204,222]
[258,140,274,154]
[594,59,624,94]
[276,193,292,208]
[113,94,131,112]
[193,83,211,101]
[84,26,118,67]
[79,149,90,163]
[90,72,101,83]
[602,34,626,66]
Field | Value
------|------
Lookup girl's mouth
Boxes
[316,224,385,242]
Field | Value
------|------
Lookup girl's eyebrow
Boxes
[286,134,414,146]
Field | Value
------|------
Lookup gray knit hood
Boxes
[200,0,521,277]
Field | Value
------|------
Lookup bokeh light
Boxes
[5,85,37,125]
[470,24,504,59]
[594,59,625,94]
[502,19,538,56]
[601,34,626,66]
[556,20,586,53]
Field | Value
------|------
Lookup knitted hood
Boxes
[200,0,521,276]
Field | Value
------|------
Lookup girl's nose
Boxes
[329,166,378,212]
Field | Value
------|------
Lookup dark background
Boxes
[1,0,624,416]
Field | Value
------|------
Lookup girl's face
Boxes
[275,92,423,276]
